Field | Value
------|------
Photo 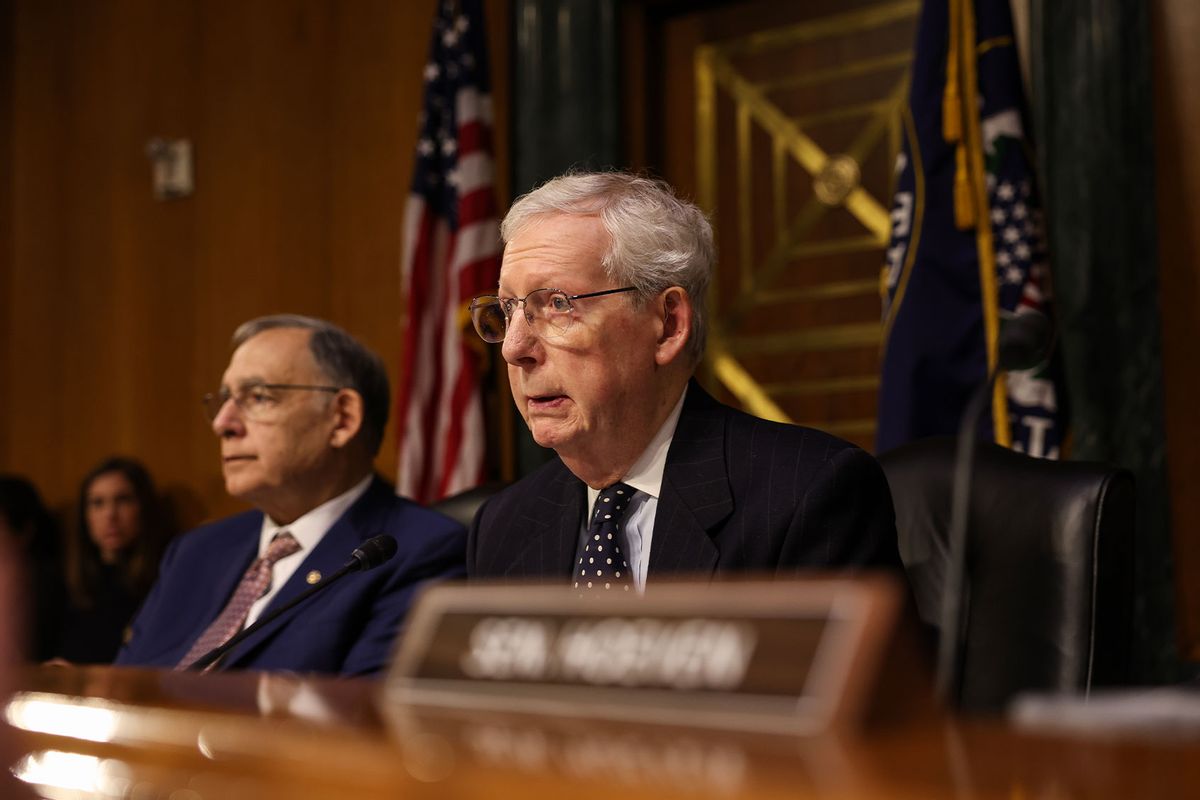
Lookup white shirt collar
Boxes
[258,474,373,555]
[587,385,687,508]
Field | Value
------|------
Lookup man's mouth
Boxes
[527,394,567,410]
[223,455,256,464]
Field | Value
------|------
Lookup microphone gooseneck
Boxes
[936,313,1053,705]
[186,534,399,672]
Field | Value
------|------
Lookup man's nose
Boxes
[211,396,245,437]
[501,308,540,365]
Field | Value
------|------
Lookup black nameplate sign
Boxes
[386,577,911,734]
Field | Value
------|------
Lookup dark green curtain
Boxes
[1032,0,1181,682]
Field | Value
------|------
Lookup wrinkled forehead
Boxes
[499,213,611,295]
[221,327,320,387]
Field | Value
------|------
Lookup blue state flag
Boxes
[878,0,1065,458]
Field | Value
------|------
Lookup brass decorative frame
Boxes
[695,1,919,437]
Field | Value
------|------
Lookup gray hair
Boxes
[233,314,390,455]
[500,172,714,365]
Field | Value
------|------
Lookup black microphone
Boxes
[186,534,399,672]
[996,310,1053,372]
[936,313,1053,705]
[350,534,399,570]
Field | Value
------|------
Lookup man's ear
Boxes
[654,287,693,367]
[328,389,365,449]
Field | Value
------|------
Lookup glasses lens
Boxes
[470,298,507,343]
[528,289,574,337]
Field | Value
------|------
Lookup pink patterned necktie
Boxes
[176,531,301,669]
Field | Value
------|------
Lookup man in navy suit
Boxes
[467,172,901,586]
[117,315,465,675]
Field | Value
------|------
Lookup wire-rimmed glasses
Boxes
[468,286,636,343]
[202,383,341,422]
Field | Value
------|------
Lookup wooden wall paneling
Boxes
[194,0,333,321]
[8,1,72,499]
[326,0,435,491]
[55,2,130,479]
[124,0,204,524]
[1,0,511,522]
[659,12,699,199]
[0,0,11,466]
[1151,0,1200,662]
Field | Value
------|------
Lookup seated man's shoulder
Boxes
[474,458,572,522]
[172,509,263,549]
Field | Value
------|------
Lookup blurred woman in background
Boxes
[58,457,174,663]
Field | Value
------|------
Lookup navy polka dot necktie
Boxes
[575,482,636,591]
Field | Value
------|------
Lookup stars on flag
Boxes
[989,177,1046,288]
[412,3,487,224]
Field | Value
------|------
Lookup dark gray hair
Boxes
[500,171,714,365]
[233,314,390,455]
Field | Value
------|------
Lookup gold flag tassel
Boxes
[943,0,963,143]
[957,0,1010,446]
[945,0,975,230]
[953,140,974,229]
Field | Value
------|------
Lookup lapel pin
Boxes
[306,570,322,585]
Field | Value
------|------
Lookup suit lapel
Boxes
[222,479,388,666]
[648,382,732,577]
[507,461,585,580]
[198,518,263,629]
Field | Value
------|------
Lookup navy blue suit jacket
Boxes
[468,383,901,580]
[117,477,466,676]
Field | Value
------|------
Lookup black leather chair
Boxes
[879,436,1135,713]
[431,482,508,529]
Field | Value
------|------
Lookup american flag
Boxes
[396,0,500,503]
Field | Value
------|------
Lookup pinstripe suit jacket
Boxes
[468,383,902,580]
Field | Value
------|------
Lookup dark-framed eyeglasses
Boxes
[202,383,341,422]
[468,286,637,343]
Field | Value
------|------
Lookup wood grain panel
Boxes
[1151,0,1200,661]
[0,1,11,465]
[1,0,510,524]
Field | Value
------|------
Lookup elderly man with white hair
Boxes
[467,171,901,590]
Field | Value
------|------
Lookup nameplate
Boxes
[386,576,914,734]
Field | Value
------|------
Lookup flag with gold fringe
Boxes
[878,0,1065,458]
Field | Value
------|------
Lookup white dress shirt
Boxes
[581,386,687,591]
[246,474,373,626]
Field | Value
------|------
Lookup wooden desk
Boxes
[4,666,1199,799]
